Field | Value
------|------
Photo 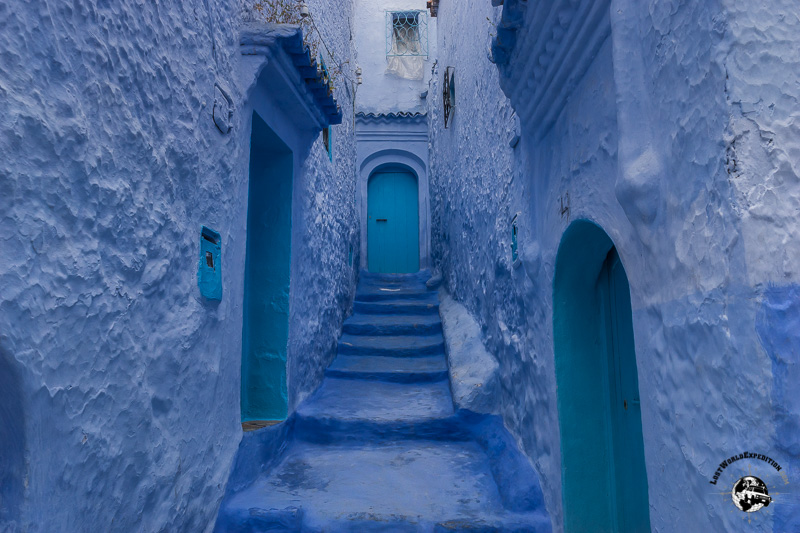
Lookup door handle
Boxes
[624,399,640,410]
[376,219,388,222]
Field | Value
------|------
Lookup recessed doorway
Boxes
[241,112,293,424]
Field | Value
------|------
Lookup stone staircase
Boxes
[214,271,552,532]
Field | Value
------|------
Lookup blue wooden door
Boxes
[367,170,419,273]
[600,248,651,532]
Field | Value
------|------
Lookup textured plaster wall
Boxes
[428,0,797,531]
[353,0,436,114]
[721,0,800,285]
[0,0,357,531]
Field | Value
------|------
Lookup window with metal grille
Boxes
[386,11,428,58]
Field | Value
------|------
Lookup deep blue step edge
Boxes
[458,410,551,517]
[337,337,445,357]
[325,366,449,384]
[218,417,295,497]
[342,316,443,336]
[432,517,552,533]
[293,414,472,445]
[353,299,440,315]
[359,269,432,283]
[354,289,439,302]
[215,505,303,533]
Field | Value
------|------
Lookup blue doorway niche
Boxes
[0,348,25,527]
[241,112,293,423]
[553,220,651,532]
[367,167,420,273]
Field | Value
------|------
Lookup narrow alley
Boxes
[2,0,799,532]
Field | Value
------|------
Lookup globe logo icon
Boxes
[731,476,772,512]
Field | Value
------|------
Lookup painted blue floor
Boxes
[214,271,552,532]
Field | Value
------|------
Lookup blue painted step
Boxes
[355,288,437,302]
[213,272,553,533]
[343,313,443,336]
[359,269,431,284]
[294,378,467,443]
[338,333,445,356]
[214,440,550,533]
[354,298,439,315]
[326,354,449,383]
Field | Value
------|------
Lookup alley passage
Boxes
[215,272,551,531]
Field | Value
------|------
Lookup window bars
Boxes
[386,11,429,58]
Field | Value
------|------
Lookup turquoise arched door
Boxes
[367,170,419,273]
[598,247,650,532]
[553,221,650,533]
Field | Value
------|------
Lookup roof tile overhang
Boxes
[490,0,611,138]
[240,22,343,128]
[356,111,427,124]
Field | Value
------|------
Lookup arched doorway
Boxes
[367,168,419,273]
[553,220,650,532]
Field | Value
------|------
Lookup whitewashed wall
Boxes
[353,0,437,114]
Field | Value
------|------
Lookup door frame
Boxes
[357,151,430,271]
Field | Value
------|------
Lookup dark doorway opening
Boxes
[241,112,293,424]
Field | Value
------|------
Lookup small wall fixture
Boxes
[213,83,233,134]
[299,1,309,18]
[198,226,222,300]
[511,214,521,268]
[443,66,455,128]
[356,66,363,85]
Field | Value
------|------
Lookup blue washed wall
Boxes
[428,0,797,531]
[0,0,358,530]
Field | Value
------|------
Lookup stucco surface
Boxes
[0,0,357,530]
[721,1,800,285]
[439,290,501,415]
[428,0,798,531]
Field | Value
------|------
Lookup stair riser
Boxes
[218,509,548,533]
[215,507,303,533]
[338,343,445,357]
[359,270,431,282]
[342,322,442,336]
[294,416,471,445]
[355,292,436,302]
[325,368,449,384]
[354,301,440,315]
